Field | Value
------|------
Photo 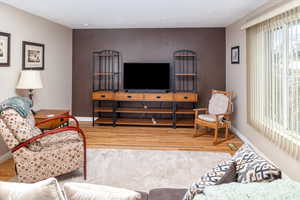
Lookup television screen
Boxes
[124,63,170,91]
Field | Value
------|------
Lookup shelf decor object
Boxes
[0,32,10,67]
[16,70,43,106]
[22,41,45,70]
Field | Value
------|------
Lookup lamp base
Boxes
[31,109,36,115]
[28,89,36,115]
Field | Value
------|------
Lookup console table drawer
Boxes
[175,93,198,102]
[144,93,173,101]
[92,92,114,100]
[115,93,144,101]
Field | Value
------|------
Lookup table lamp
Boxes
[16,70,43,106]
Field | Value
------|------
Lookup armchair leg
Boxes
[83,152,87,180]
[213,128,218,145]
[213,126,235,145]
[81,129,87,181]
[193,124,199,137]
[225,126,229,139]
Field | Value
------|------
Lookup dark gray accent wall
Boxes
[72,28,225,116]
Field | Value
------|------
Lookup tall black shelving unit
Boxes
[173,49,198,93]
[173,49,198,128]
[92,50,121,92]
[92,50,121,126]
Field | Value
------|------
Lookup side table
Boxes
[35,109,70,130]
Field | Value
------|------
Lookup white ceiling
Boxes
[0,0,271,29]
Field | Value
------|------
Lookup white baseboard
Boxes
[0,152,12,164]
[230,126,270,162]
[75,116,93,122]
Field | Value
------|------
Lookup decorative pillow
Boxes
[232,144,281,183]
[63,182,141,200]
[183,160,236,200]
[0,109,42,152]
[0,178,65,200]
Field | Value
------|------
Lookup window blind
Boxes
[247,7,300,158]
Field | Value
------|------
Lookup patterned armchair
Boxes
[194,90,234,145]
[0,109,86,183]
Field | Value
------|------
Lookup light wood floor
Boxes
[0,123,243,181]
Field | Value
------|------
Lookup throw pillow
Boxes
[183,160,236,200]
[0,178,65,200]
[232,144,281,183]
[63,182,142,200]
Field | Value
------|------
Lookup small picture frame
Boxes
[231,46,240,64]
[22,41,45,70]
[0,32,10,67]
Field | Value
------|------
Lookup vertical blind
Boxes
[247,7,300,158]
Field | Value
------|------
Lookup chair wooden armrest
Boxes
[193,108,208,114]
[193,108,208,111]
[214,113,232,124]
[194,108,208,120]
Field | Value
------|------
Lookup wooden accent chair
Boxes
[0,109,86,183]
[194,90,234,145]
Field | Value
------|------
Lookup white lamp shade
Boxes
[16,71,43,89]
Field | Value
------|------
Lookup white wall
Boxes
[226,0,300,181]
[0,3,72,156]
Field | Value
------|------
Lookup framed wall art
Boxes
[231,46,240,64]
[0,32,10,67]
[22,41,45,70]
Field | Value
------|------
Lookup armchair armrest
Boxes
[193,108,208,114]
[215,112,231,118]
[214,113,232,123]
[194,108,208,120]
[35,115,79,128]
[193,108,208,112]
[11,126,86,153]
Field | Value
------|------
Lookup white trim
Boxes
[241,0,300,30]
[0,152,12,164]
[75,116,93,122]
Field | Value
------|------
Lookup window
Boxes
[247,7,300,158]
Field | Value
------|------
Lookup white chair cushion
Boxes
[199,114,219,122]
[208,93,229,115]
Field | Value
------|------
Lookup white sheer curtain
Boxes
[247,7,300,158]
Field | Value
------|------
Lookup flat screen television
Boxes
[123,63,170,91]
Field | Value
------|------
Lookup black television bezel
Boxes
[123,62,171,93]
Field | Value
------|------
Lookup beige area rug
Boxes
[55,149,231,192]
[11,149,231,192]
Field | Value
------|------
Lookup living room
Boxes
[0,0,299,199]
